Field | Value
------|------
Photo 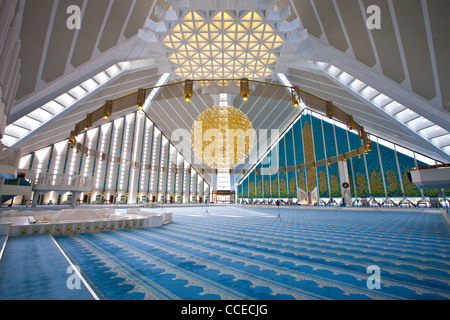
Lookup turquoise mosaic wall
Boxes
[239,111,445,200]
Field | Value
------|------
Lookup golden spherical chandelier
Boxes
[191,105,255,169]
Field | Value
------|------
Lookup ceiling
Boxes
[3,0,450,186]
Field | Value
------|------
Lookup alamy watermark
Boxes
[65,4,381,31]
[66,265,82,290]
[66,5,81,30]
[367,5,381,30]
[366,265,381,290]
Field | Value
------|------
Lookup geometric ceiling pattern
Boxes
[161,11,285,80]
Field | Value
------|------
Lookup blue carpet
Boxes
[54,207,450,300]
[0,235,94,300]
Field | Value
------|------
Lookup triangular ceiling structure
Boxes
[3,0,449,188]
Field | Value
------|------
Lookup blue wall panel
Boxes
[322,120,341,197]
[292,120,306,193]
[242,175,249,198]
[284,129,297,198]
[348,131,370,197]
[365,140,385,197]
[397,151,422,197]
[255,163,263,198]
[379,144,402,197]
[238,112,444,202]
[249,171,256,198]
[312,116,329,198]
[278,137,288,198]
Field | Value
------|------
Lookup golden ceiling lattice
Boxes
[161,11,285,80]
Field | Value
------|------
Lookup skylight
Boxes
[143,73,170,111]
[277,73,293,87]
[2,62,132,147]
[161,11,285,80]
[319,62,450,156]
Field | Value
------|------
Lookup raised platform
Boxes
[0,208,173,236]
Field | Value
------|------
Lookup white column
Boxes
[182,161,190,203]
[139,118,153,202]
[81,129,99,179]
[118,114,135,200]
[92,123,112,201]
[149,127,161,199]
[158,136,168,201]
[338,160,352,203]
[105,118,124,200]
[128,112,145,204]
[175,153,184,202]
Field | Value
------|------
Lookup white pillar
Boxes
[338,160,352,204]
